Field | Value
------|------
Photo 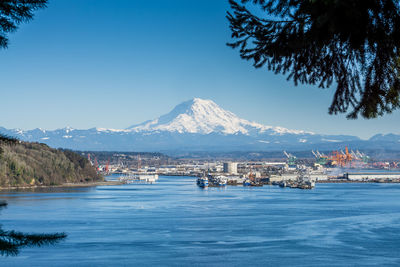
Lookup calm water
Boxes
[1,176,400,266]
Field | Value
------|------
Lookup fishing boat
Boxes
[297,171,315,189]
[214,176,227,187]
[197,176,209,188]
[243,179,251,186]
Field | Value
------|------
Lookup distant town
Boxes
[82,147,400,189]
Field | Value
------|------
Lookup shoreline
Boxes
[0,180,124,190]
[316,180,400,184]
[1,178,400,191]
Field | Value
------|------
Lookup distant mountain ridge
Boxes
[0,98,399,152]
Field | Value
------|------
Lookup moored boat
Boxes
[213,176,227,187]
[197,176,209,188]
[279,181,287,188]
[243,179,251,186]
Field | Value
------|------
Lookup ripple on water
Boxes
[1,177,400,266]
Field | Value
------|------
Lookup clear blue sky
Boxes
[0,0,399,139]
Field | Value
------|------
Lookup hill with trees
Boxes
[0,135,102,188]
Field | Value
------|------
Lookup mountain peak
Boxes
[128,97,245,134]
[191,97,215,105]
[127,98,308,135]
[169,98,219,116]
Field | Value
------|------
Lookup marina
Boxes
[93,147,400,190]
[196,172,315,189]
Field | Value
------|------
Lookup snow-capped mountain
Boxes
[0,98,398,152]
[128,98,308,135]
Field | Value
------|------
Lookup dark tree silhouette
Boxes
[0,0,47,49]
[0,134,68,257]
[227,0,400,119]
[0,2,65,256]
[0,134,18,145]
[0,201,66,256]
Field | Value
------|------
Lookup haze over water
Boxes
[1,176,400,266]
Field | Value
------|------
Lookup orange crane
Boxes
[105,158,110,174]
[344,146,353,165]
[329,146,353,167]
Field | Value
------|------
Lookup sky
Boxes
[0,0,399,139]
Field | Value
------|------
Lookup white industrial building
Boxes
[346,172,400,181]
[223,162,238,174]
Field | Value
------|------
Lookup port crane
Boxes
[94,157,99,172]
[356,150,370,163]
[312,150,328,165]
[311,147,370,167]
[329,146,353,167]
[350,149,359,160]
[284,151,297,165]
[105,158,110,174]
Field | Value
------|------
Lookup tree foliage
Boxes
[0,228,67,257]
[0,134,18,145]
[0,201,66,256]
[0,0,47,48]
[227,0,400,119]
[0,134,103,187]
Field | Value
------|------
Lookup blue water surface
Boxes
[1,176,400,266]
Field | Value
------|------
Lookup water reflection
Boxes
[0,186,94,194]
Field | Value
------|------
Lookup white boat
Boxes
[119,173,159,184]
[137,174,159,183]
[214,176,227,186]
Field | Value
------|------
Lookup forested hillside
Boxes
[0,135,102,187]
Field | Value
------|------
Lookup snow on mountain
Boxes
[128,98,310,135]
[369,133,400,142]
[0,98,379,152]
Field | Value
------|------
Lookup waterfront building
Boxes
[223,162,238,174]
